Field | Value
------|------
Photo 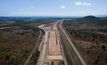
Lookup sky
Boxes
[0,0,107,16]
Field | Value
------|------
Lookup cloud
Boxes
[75,2,82,5]
[60,5,66,9]
[75,2,91,6]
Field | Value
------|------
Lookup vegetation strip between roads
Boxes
[23,30,42,65]
[60,20,87,65]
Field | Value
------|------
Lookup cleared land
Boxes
[43,22,64,65]
[48,30,61,55]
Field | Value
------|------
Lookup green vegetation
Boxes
[63,16,107,65]
[0,19,42,65]
[28,51,40,65]
[68,30,107,43]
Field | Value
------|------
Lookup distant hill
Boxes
[64,15,107,25]
[72,15,107,24]
[76,15,99,23]
[83,15,98,20]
